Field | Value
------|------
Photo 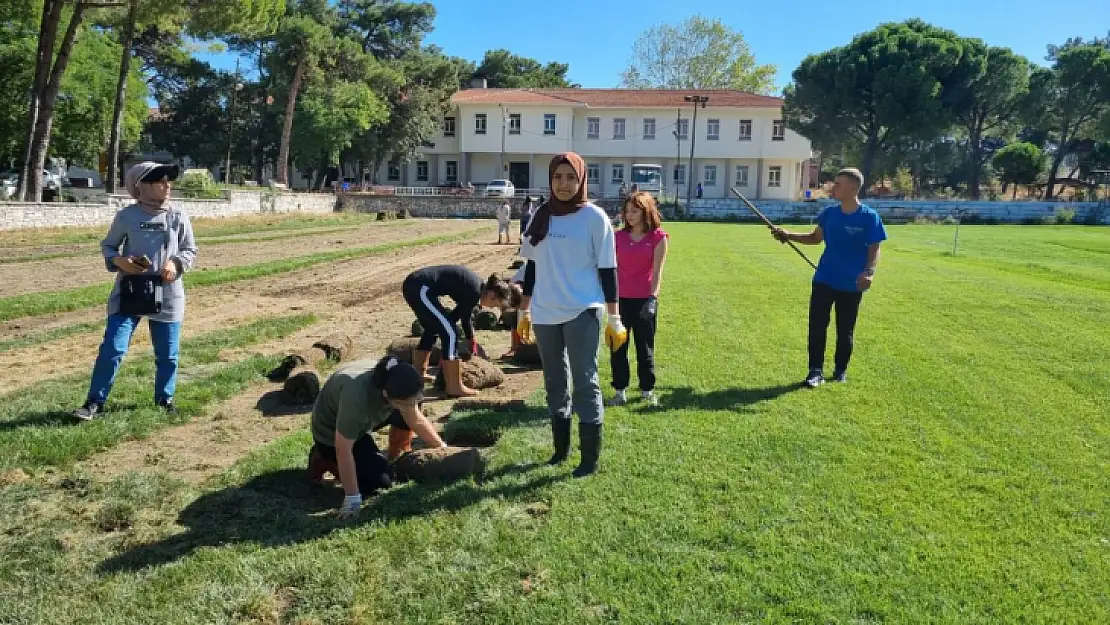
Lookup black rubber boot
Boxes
[547,418,572,465]
[572,423,602,478]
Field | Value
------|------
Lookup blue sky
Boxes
[198,0,1108,93]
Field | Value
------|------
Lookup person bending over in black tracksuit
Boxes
[402,265,511,396]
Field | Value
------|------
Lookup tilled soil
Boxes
[0,219,482,299]
[75,238,541,484]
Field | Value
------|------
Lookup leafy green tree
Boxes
[619,16,775,93]
[784,20,969,195]
[473,49,572,88]
[993,142,1045,199]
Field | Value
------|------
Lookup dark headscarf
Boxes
[524,152,588,246]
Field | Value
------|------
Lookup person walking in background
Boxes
[73,162,197,420]
[770,168,887,388]
[607,192,669,408]
[517,152,626,478]
[497,199,512,244]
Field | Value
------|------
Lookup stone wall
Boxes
[687,198,1110,224]
[337,194,506,218]
[0,190,338,230]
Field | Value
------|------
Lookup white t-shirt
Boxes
[521,203,616,326]
[497,203,511,224]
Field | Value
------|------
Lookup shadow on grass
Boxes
[96,464,563,574]
[635,383,803,414]
[254,390,312,417]
[0,402,144,432]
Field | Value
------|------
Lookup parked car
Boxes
[0,168,61,191]
[484,179,515,198]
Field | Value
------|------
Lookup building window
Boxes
[738,119,752,141]
[707,119,720,141]
[704,165,717,186]
[613,118,626,140]
[643,118,655,140]
[587,117,599,139]
[676,119,689,140]
[445,160,457,183]
[443,116,455,137]
[387,160,401,182]
[509,113,521,135]
[587,163,600,185]
[416,161,428,182]
[673,164,686,185]
[768,166,782,187]
[475,113,487,135]
[735,165,749,187]
[611,164,624,184]
[772,120,785,141]
[544,114,556,135]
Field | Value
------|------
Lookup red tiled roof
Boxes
[451,88,782,108]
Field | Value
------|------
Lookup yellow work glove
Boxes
[516,309,534,344]
[604,313,628,351]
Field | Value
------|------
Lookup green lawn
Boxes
[1,224,1108,624]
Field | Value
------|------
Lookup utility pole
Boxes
[225,58,242,186]
[673,108,682,208]
[683,95,709,210]
[499,104,507,179]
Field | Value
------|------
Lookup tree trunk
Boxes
[1044,148,1067,200]
[1012,184,1017,200]
[106,0,138,194]
[861,132,879,199]
[276,57,306,186]
[19,0,65,200]
[968,124,982,201]
[22,2,86,202]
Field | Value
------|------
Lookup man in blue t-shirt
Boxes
[771,168,887,387]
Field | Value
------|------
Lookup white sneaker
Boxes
[606,389,627,406]
[641,390,658,407]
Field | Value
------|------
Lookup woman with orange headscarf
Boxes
[516,153,626,478]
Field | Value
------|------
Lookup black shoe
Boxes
[547,418,572,465]
[157,399,177,415]
[72,401,103,421]
[572,423,602,478]
[831,371,848,383]
[804,370,824,388]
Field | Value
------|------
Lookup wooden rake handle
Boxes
[729,187,818,270]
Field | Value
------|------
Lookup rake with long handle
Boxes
[729,187,817,270]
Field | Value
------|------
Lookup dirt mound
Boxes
[312,334,353,361]
[392,447,483,483]
[268,346,328,382]
[474,309,500,331]
[433,356,505,391]
[282,367,321,404]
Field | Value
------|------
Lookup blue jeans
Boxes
[86,313,181,405]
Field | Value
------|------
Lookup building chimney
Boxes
[469,77,488,89]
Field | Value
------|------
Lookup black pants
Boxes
[312,411,409,497]
[808,281,863,373]
[403,277,460,360]
[610,297,657,391]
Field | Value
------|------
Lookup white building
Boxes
[373,84,814,201]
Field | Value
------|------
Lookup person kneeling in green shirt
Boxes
[308,355,447,517]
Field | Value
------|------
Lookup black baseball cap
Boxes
[139,163,180,183]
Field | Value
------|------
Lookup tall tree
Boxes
[473,49,572,88]
[99,0,284,192]
[337,0,433,60]
[1030,42,1110,199]
[947,43,1033,199]
[783,20,969,195]
[993,141,1045,199]
[271,0,342,186]
[619,16,775,93]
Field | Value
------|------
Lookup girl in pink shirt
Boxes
[608,192,669,406]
